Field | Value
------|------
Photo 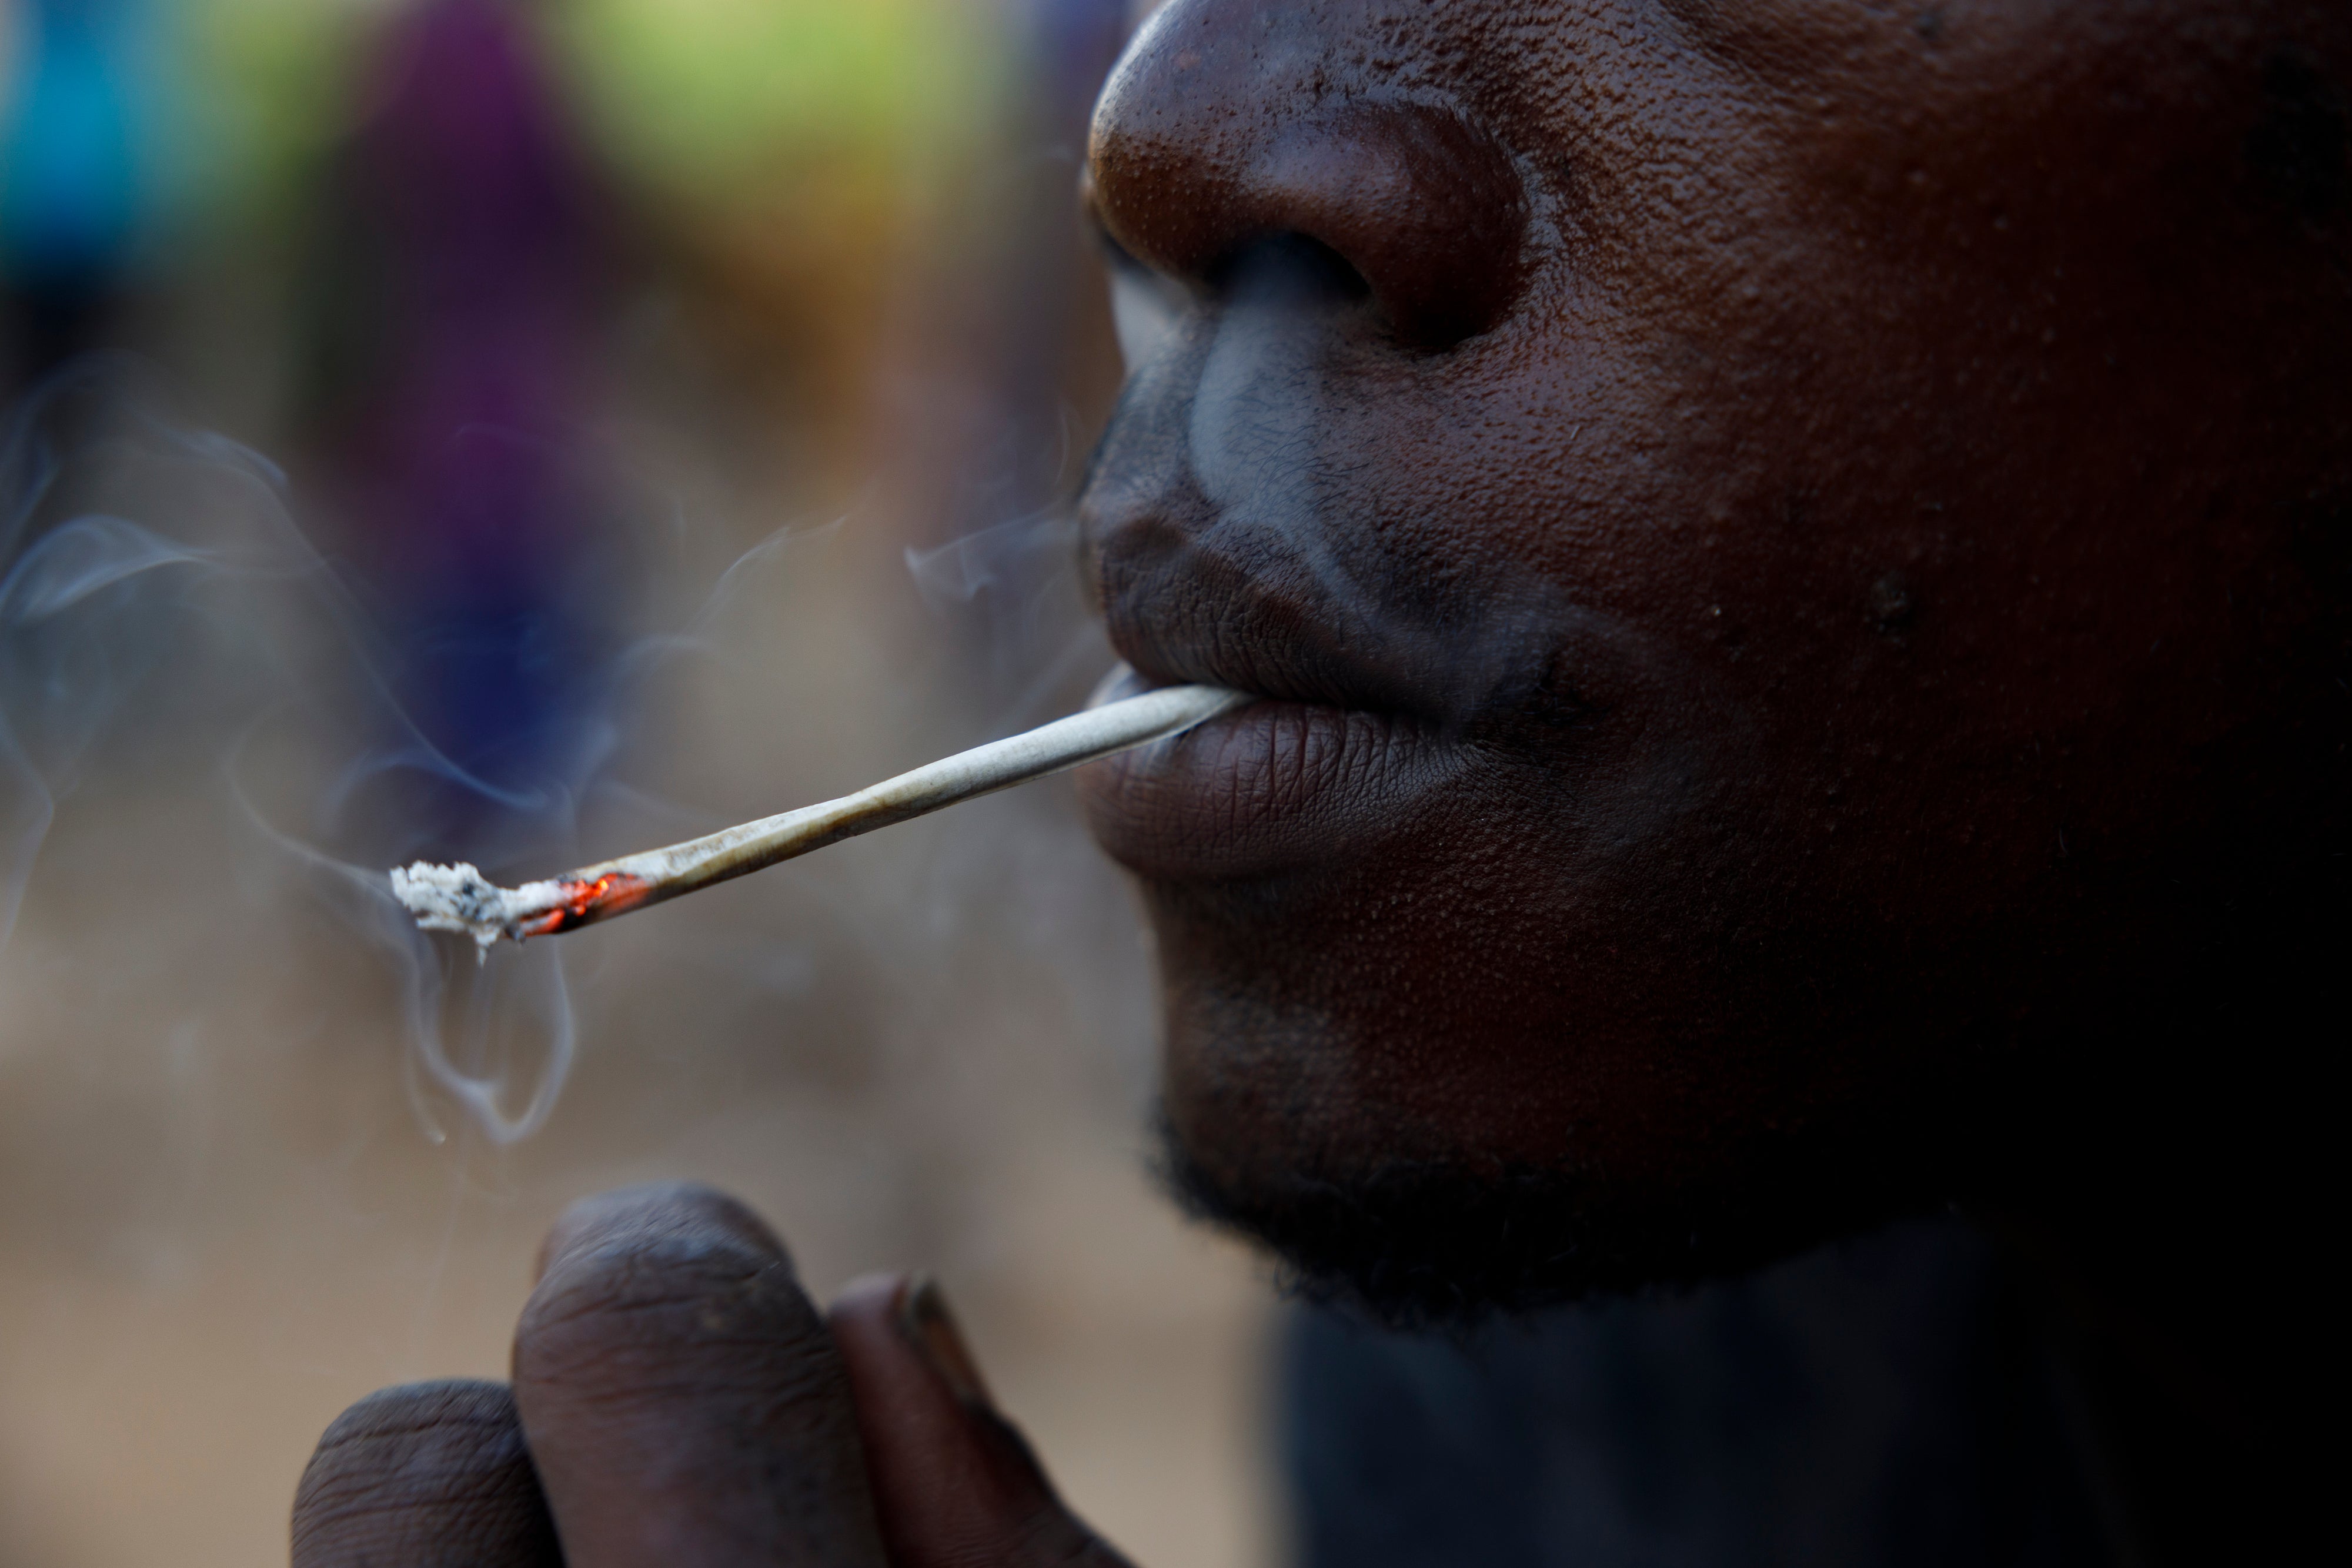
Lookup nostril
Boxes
[1206,234,1372,312]
[1250,105,1529,347]
[1090,92,1529,351]
[1095,229,1374,373]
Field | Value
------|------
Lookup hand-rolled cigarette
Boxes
[391,681,1250,950]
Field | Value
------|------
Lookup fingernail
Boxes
[898,1274,993,1407]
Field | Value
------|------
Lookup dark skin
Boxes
[295,1,2346,1562]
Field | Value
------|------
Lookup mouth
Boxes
[1071,430,1589,877]
[1078,666,1467,881]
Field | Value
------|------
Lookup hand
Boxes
[291,1182,1132,1567]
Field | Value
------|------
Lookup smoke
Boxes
[1,371,286,944]
[903,503,1124,730]
[1178,238,1571,727]
[0,359,664,1143]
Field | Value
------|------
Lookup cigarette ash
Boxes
[390,862,649,950]
[390,862,567,950]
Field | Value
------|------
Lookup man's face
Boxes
[1075,0,2348,1312]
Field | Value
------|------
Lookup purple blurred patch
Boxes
[316,0,625,811]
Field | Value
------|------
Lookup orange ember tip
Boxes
[517,873,653,937]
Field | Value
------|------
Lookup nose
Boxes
[1086,1,1529,349]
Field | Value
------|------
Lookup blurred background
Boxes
[0,2,1280,1564]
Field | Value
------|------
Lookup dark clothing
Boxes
[1279,1218,2119,1568]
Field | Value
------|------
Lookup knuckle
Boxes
[547,1181,786,1265]
[303,1379,526,1489]
[293,1380,553,1563]
[516,1222,834,1398]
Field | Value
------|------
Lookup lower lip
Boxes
[1076,698,1466,880]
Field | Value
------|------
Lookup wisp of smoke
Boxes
[0,359,736,1144]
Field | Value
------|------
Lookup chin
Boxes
[1149,1081,1949,1330]
[1136,871,1978,1329]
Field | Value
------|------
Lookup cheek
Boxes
[1389,199,2252,915]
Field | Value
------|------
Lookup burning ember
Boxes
[392,680,1248,950]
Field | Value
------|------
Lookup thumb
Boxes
[830,1275,1133,1568]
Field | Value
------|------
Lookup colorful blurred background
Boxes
[0,2,1279,1563]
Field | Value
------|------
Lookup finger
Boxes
[292,1379,560,1568]
[830,1274,1131,1568]
[512,1181,887,1568]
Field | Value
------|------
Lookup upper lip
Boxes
[1085,507,1461,724]
[1075,252,1544,737]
